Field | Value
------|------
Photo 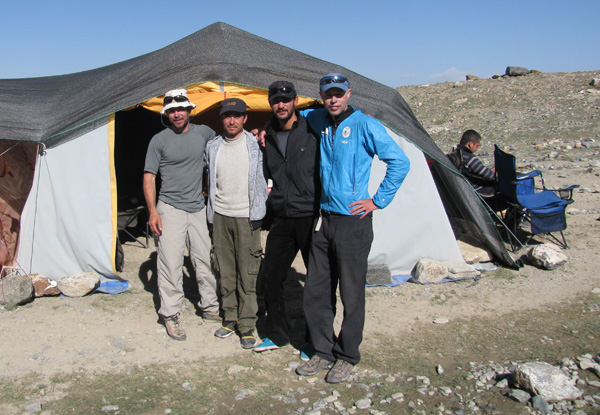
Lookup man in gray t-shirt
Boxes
[143,88,220,341]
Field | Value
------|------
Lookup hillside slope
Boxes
[396,70,600,161]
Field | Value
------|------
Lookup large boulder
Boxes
[506,66,530,76]
[457,239,494,264]
[57,272,101,297]
[366,263,392,285]
[0,270,34,306]
[29,273,61,297]
[411,259,448,284]
[528,244,567,270]
[512,362,583,402]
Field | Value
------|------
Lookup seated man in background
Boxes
[448,129,496,196]
[447,129,507,211]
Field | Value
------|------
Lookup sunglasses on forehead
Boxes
[268,85,294,96]
[319,75,348,86]
[163,95,189,105]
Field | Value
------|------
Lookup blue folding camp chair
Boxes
[494,145,579,248]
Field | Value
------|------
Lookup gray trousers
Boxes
[156,201,218,317]
[212,213,261,333]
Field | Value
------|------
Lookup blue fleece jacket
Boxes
[303,108,410,215]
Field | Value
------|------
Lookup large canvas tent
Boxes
[0,22,517,281]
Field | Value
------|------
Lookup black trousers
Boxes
[304,213,373,365]
[262,215,314,346]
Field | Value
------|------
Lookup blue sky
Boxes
[1,1,597,87]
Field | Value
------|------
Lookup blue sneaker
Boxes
[253,337,282,353]
[300,343,315,361]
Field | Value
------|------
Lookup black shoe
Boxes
[214,321,236,338]
[240,330,256,349]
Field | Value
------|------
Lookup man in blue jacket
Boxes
[296,74,411,383]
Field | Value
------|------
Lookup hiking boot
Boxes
[214,321,236,338]
[300,343,315,361]
[240,330,257,349]
[163,313,186,341]
[253,337,284,353]
[296,354,333,376]
[202,311,221,323]
[326,359,355,384]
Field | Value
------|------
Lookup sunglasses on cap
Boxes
[319,75,348,86]
[163,95,189,105]
[268,85,294,96]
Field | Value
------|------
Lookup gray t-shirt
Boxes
[144,123,215,212]
[276,130,290,157]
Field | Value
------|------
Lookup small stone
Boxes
[312,399,327,410]
[324,394,338,403]
[101,405,119,413]
[532,395,550,413]
[495,378,509,388]
[227,365,250,375]
[436,365,444,374]
[354,398,372,409]
[433,317,449,324]
[508,388,531,402]
[235,389,256,400]
[24,401,42,413]
[439,386,452,396]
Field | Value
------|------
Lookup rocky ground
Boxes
[0,70,599,415]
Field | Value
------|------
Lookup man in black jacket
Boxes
[253,81,319,355]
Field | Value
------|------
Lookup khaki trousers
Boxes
[156,201,218,317]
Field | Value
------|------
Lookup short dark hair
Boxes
[460,129,481,146]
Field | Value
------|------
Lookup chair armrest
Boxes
[551,184,580,201]
[516,170,542,180]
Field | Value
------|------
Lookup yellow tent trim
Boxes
[108,113,119,274]
[136,82,319,116]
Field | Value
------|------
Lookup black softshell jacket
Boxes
[264,113,320,218]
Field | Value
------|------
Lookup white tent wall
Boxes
[368,128,463,275]
[17,122,117,280]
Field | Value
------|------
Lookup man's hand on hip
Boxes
[349,199,378,219]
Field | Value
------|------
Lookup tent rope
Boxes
[0,142,21,158]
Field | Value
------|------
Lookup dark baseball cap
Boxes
[220,98,247,115]
[268,81,297,103]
